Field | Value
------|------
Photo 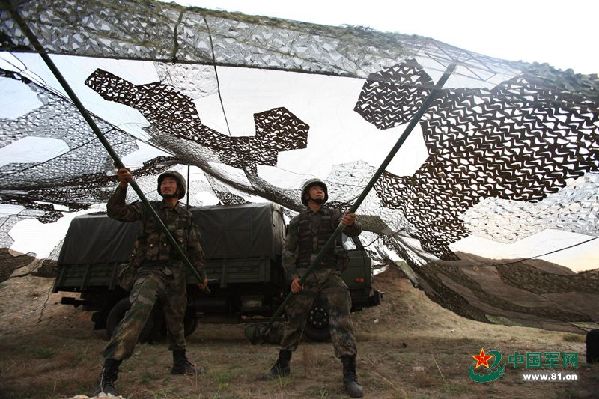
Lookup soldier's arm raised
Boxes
[106,184,143,222]
[339,209,362,237]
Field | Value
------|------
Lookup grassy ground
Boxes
[1,267,598,399]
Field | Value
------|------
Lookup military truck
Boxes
[53,202,382,342]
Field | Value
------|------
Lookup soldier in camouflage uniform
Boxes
[267,178,364,398]
[96,168,208,396]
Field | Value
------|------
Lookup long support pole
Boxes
[3,0,206,285]
[267,63,456,323]
[186,164,191,209]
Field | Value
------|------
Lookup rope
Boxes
[202,16,233,137]
[202,15,258,183]
[496,236,599,266]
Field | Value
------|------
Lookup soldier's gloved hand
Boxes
[341,212,356,226]
[291,276,302,294]
[116,167,133,186]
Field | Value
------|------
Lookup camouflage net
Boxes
[84,69,309,169]
[1,0,599,270]
[0,0,520,83]
[357,61,599,258]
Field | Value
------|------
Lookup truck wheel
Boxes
[304,302,331,342]
[105,298,154,343]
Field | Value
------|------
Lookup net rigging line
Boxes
[358,227,599,267]
[1,52,75,102]
[202,16,233,138]
[201,16,259,180]
[497,236,599,267]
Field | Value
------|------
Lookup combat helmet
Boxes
[301,178,328,206]
[157,170,186,199]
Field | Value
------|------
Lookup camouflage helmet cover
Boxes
[157,170,186,199]
[301,178,328,205]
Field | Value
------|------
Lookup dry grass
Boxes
[563,334,587,343]
[1,270,598,399]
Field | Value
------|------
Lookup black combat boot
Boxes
[95,358,121,396]
[267,349,291,378]
[341,355,363,398]
[171,349,201,375]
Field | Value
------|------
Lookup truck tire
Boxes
[304,301,331,342]
[105,298,154,343]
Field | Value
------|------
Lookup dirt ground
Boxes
[1,266,598,399]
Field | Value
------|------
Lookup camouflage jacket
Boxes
[283,206,361,279]
[107,185,206,280]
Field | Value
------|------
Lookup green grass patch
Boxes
[562,334,585,343]
[209,393,241,399]
[215,369,234,384]
[140,370,161,385]
[29,347,55,359]
[304,385,330,398]
[440,382,472,395]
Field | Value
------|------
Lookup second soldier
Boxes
[266,178,364,398]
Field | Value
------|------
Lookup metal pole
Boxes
[3,0,206,285]
[186,164,191,209]
[268,63,456,322]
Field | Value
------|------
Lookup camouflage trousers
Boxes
[103,265,187,361]
[280,269,357,358]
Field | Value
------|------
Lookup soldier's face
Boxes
[308,185,325,203]
[160,177,178,197]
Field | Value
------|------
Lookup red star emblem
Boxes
[472,348,493,369]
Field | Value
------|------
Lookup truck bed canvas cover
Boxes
[58,203,285,265]
[193,203,284,260]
